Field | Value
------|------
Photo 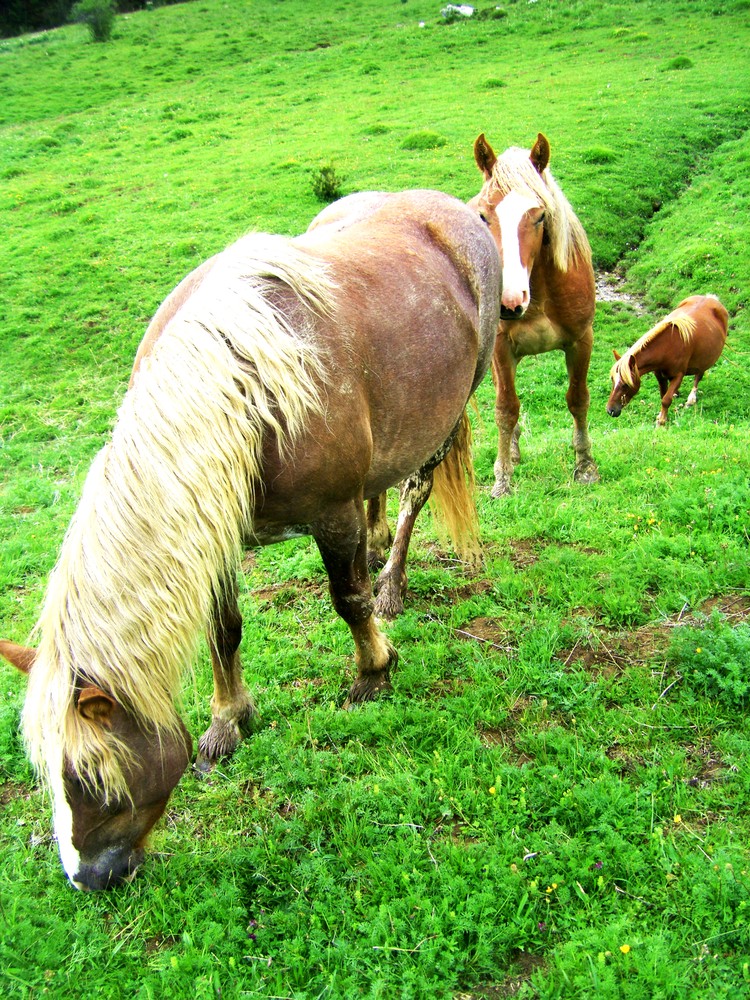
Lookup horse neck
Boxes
[628,327,677,374]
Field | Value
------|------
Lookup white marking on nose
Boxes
[497,191,538,312]
[47,749,82,888]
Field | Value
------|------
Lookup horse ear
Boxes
[0,640,37,675]
[474,133,497,178]
[77,686,117,726]
[530,133,551,174]
[613,350,621,361]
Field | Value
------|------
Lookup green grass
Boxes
[1,1,750,997]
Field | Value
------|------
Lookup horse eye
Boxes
[479,211,490,226]
[536,212,546,227]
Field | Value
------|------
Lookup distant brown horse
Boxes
[470,132,599,496]
[607,294,728,425]
[1,189,500,889]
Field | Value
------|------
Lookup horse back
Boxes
[255,191,500,517]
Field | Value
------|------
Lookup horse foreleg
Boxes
[313,499,398,706]
[373,470,433,620]
[491,334,520,497]
[657,374,685,426]
[198,580,256,766]
[564,333,599,484]
[366,491,393,569]
[685,374,702,408]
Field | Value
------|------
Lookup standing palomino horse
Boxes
[328,133,598,618]
[607,294,728,426]
[0,189,500,889]
[471,132,600,497]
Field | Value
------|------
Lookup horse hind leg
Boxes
[685,374,702,408]
[366,492,393,569]
[313,498,398,706]
[197,580,257,768]
[373,469,433,620]
[565,335,600,485]
[373,411,477,620]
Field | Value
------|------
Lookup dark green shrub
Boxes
[662,56,694,71]
[311,165,344,203]
[71,0,116,41]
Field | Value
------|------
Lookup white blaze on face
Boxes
[497,190,538,312]
[46,748,82,889]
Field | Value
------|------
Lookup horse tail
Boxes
[429,409,482,567]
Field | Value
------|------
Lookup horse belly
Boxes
[507,315,568,357]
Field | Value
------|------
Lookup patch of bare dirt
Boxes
[508,538,544,570]
[556,593,750,677]
[455,617,514,653]
[455,952,546,999]
[0,782,32,807]
[595,271,645,313]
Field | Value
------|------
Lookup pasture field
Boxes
[1,0,750,997]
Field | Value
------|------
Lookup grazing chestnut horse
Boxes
[306,192,484,619]
[0,189,500,889]
[607,294,728,426]
[470,132,599,497]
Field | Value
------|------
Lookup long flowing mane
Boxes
[610,310,697,388]
[490,146,591,272]
[23,234,334,800]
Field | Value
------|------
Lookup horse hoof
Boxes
[373,591,404,620]
[343,675,393,709]
[574,463,600,485]
[490,478,512,499]
[197,718,244,763]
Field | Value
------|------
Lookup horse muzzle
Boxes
[606,403,622,418]
[71,845,145,891]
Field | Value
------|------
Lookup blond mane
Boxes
[490,146,591,272]
[23,234,334,801]
[610,310,697,388]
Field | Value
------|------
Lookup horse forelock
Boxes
[24,234,332,801]
[490,146,591,272]
[610,352,639,390]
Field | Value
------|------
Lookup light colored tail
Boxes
[429,410,482,566]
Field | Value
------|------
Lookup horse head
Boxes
[471,132,551,320]
[1,639,192,890]
[607,351,641,417]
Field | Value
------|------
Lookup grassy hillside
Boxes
[1,1,749,997]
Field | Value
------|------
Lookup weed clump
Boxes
[70,0,116,42]
[311,165,344,203]
[401,130,448,151]
[662,56,694,71]
[671,614,750,708]
[581,146,617,165]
